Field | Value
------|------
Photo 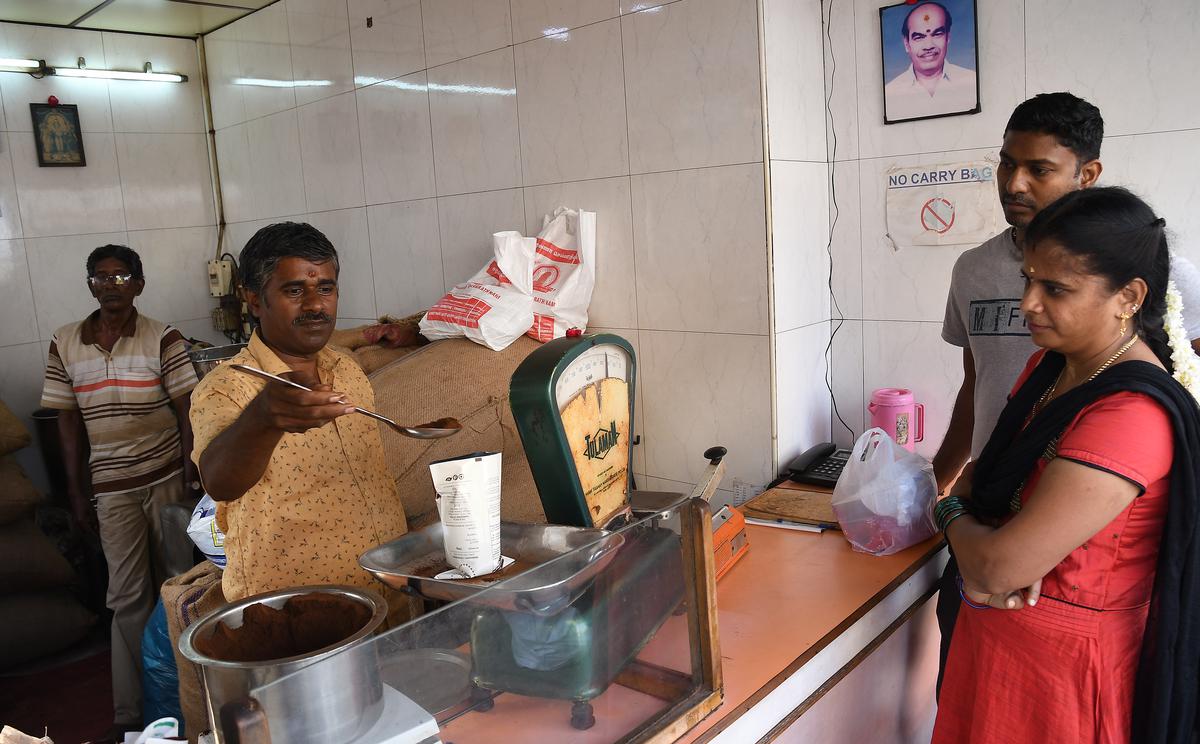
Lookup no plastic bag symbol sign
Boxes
[920,197,955,234]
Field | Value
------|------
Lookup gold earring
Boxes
[1118,312,1131,336]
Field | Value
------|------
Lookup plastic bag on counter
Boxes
[420,232,536,351]
[527,208,596,342]
[187,495,226,568]
[831,428,937,556]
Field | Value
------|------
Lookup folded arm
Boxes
[946,458,1140,595]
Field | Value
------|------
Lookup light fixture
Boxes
[50,57,187,83]
[0,58,43,73]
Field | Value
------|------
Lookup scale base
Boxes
[354,684,441,744]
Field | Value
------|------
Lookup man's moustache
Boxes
[294,313,332,325]
[1002,197,1035,208]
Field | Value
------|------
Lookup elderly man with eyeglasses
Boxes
[40,243,199,739]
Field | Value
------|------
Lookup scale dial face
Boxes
[554,343,631,411]
[552,342,633,526]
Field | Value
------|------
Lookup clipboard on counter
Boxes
[741,483,841,531]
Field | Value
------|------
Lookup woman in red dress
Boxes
[932,187,1200,743]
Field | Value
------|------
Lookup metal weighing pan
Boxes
[359,522,623,615]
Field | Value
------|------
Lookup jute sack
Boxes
[162,561,225,743]
[0,401,30,457]
[0,456,43,525]
[0,518,74,593]
[0,589,95,666]
[369,337,546,529]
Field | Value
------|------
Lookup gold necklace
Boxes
[1033,335,1139,416]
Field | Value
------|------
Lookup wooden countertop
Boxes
[678,524,944,742]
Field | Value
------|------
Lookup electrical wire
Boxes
[823,0,855,440]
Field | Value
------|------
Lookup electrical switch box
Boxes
[207,259,234,298]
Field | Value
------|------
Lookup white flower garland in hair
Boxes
[1164,280,1200,400]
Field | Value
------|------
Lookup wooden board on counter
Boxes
[741,482,840,529]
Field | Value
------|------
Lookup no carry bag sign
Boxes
[884,157,1004,248]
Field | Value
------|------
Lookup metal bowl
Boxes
[359,522,624,615]
[178,585,386,744]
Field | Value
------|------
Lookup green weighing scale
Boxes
[510,332,638,528]
[469,333,689,729]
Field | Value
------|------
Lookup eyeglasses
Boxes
[88,273,135,287]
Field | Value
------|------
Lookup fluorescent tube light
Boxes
[51,58,187,83]
[0,58,43,73]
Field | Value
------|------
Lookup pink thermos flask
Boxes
[868,388,924,451]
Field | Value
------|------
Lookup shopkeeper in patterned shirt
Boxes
[190,222,408,603]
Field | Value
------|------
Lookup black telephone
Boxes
[785,442,852,488]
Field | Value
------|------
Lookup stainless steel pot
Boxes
[188,343,247,380]
[178,585,387,744]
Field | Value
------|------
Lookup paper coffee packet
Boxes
[429,451,510,578]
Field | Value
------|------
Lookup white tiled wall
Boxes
[0,24,218,490]
[762,0,833,469]
[825,0,1200,458]
[205,0,775,489]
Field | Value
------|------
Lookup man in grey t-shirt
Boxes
[933,92,1200,490]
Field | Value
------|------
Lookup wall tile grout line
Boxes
[414,2,449,294]
[6,129,41,343]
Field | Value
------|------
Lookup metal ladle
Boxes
[229,363,462,439]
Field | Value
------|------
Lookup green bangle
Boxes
[941,509,970,535]
[934,496,968,528]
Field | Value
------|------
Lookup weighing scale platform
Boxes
[354,684,441,744]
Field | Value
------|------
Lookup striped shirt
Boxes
[41,310,198,496]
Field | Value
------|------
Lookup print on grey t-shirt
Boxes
[969,299,1027,337]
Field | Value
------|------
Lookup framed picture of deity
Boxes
[30,103,86,166]
[879,0,981,125]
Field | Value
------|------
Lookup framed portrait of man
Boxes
[30,103,86,167]
[880,0,980,125]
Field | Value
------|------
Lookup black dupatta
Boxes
[970,351,1200,743]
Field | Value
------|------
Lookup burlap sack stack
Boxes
[369,336,547,528]
[0,400,95,667]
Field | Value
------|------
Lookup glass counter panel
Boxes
[241,498,717,744]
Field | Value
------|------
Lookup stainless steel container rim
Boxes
[178,584,386,670]
[188,343,247,362]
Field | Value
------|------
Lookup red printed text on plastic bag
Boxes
[485,260,513,285]
[425,294,493,329]
[529,314,555,342]
[535,238,580,265]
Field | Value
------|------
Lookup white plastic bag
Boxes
[527,208,596,342]
[831,428,937,556]
[187,495,226,568]
[420,231,536,351]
